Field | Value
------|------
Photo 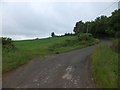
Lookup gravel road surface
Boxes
[3,40,111,88]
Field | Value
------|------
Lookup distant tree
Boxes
[73,20,86,34]
[1,37,15,51]
[35,38,39,40]
[51,32,55,37]
[64,33,71,36]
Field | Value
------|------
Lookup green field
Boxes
[3,35,98,73]
[91,44,118,88]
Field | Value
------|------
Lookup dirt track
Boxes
[3,40,111,88]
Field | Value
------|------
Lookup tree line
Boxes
[73,9,120,38]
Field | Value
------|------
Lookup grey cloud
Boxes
[1,2,118,40]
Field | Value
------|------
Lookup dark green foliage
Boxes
[108,9,120,35]
[35,38,39,40]
[73,21,86,34]
[73,9,120,37]
[64,33,73,36]
[1,37,15,51]
[51,32,56,37]
[94,16,108,37]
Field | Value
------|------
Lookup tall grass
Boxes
[91,45,118,88]
[112,38,120,53]
[2,50,32,72]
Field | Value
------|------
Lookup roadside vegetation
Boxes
[49,33,99,54]
[2,34,98,73]
[91,31,120,88]
[73,8,119,88]
[91,44,118,88]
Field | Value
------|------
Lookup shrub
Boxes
[1,37,15,51]
[51,32,56,37]
[77,33,93,41]
[35,38,39,40]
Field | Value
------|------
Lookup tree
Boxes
[73,21,86,34]
[93,15,108,37]
[1,37,15,51]
[51,32,55,37]
[108,9,120,36]
[73,9,119,38]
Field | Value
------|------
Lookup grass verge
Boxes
[91,45,118,88]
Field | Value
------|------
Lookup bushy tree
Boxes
[108,9,120,36]
[51,32,55,37]
[93,15,108,37]
[64,33,73,36]
[1,37,15,51]
[73,21,86,34]
[77,33,92,41]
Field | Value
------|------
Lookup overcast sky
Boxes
[0,0,118,40]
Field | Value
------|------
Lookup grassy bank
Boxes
[91,45,118,88]
[3,35,98,73]
[3,36,73,73]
